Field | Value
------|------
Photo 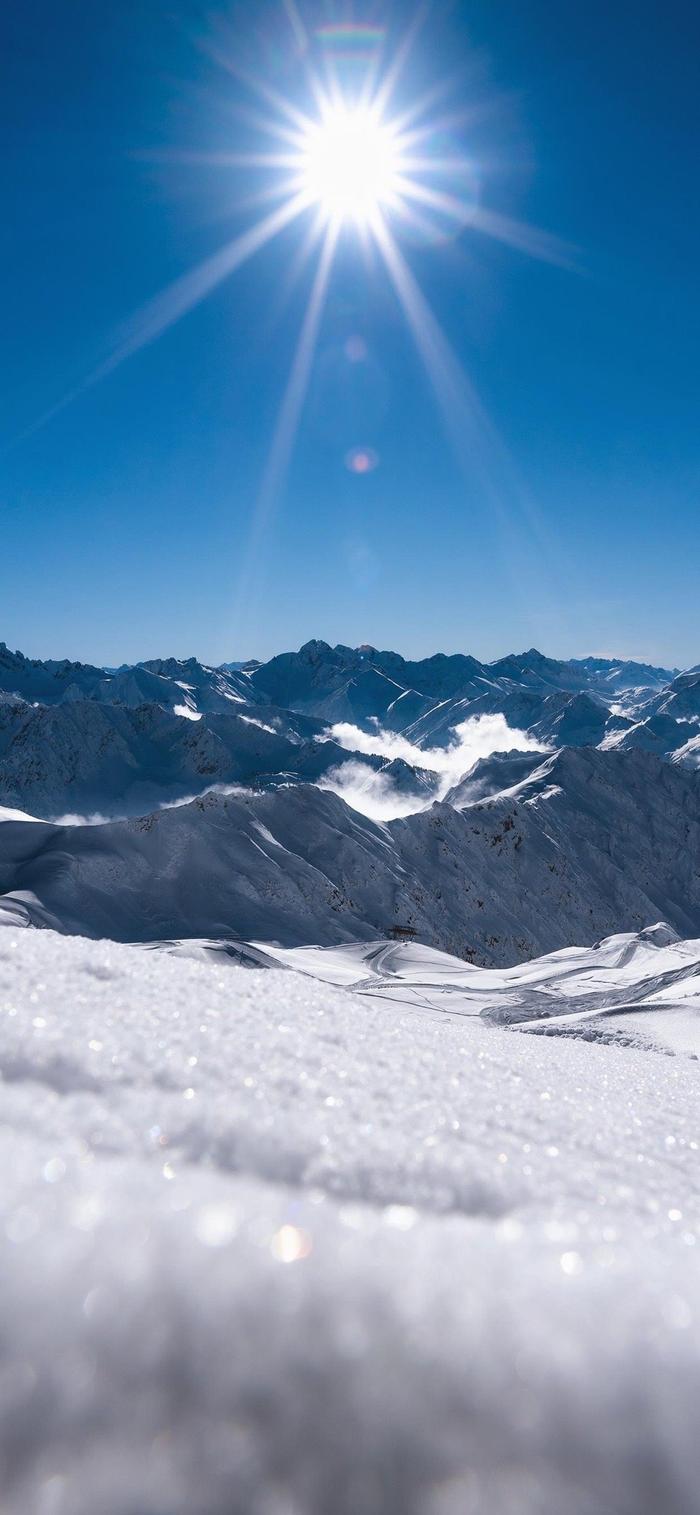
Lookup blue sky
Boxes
[2,0,699,667]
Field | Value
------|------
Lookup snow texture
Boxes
[1,923,700,1514]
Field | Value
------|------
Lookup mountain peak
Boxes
[299,639,334,657]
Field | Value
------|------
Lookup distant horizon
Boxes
[1,630,684,677]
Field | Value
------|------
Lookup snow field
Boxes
[1,927,700,1512]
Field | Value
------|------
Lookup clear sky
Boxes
[2,0,699,668]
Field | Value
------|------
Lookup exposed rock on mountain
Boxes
[1,637,697,965]
[2,746,699,966]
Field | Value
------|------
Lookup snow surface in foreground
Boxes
[1,925,700,1514]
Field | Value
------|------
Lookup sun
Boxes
[298,105,402,225]
[61,16,568,527]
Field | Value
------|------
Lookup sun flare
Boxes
[298,105,401,224]
[52,10,571,557]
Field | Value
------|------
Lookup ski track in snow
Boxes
[1,924,700,1514]
[248,928,700,1056]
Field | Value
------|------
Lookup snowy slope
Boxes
[0,642,257,712]
[2,747,700,962]
[254,924,700,1055]
[0,696,389,819]
[444,748,545,805]
[1,923,700,1515]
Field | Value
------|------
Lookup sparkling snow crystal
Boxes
[1,926,700,1512]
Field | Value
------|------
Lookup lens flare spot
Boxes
[345,335,368,363]
[346,446,379,474]
[270,1224,313,1263]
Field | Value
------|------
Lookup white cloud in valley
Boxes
[318,759,431,822]
[319,714,546,821]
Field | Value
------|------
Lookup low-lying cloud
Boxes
[319,714,545,822]
[48,784,256,826]
[318,761,431,823]
[50,811,117,826]
[238,715,278,735]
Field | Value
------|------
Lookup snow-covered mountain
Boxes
[0,642,259,712]
[0,638,689,817]
[247,640,676,726]
[0,692,391,818]
[0,636,697,963]
[2,745,700,964]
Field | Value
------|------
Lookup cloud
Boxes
[317,761,429,823]
[319,714,546,821]
[238,715,278,735]
[330,714,544,789]
[49,812,116,826]
[157,784,254,810]
[44,718,544,829]
[49,784,256,826]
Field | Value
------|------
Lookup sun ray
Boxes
[397,154,477,175]
[389,197,448,244]
[392,175,474,225]
[231,222,339,641]
[391,94,497,145]
[379,69,459,139]
[369,211,487,466]
[200,39,316,139]
[247,221,338,538]
[370,5,431,119]
[369,211,564,626]
[222,102,310,152]
[203,178,310,228]
[394,176,577,267]
[270,208,329,317]
[466,205,580,270]
[10,191,311,448]
[133,148,305,171]
[281,0,308,56]
[370,212,565,572]
[106,193,312,368]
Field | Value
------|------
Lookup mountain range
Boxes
[1,637,699,965]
